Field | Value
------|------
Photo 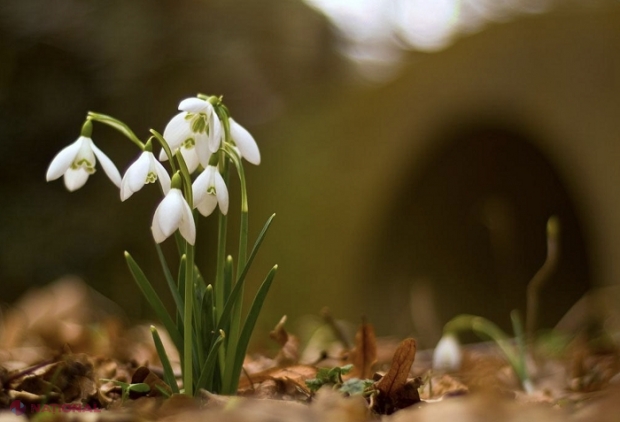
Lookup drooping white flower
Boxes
[46,136,121,191]
[229,118,260,165]
[151,188,196,245]
[160,97,222,172]
[432,334,462,371]
[121,151,171,201]
[192,165,229,217]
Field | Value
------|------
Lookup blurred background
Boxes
[1,0,619,349]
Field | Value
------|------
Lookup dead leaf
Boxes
[238,364,317,399]
[131,366,171,398]
[347,319,377,380]
[269,315,299,366]
[372,338,421,414]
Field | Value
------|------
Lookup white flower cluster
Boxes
[46,96,260,245]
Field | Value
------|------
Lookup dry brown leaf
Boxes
[237,364,317,398]
[373,338,421,415]
[130,366,171,398]
[269,315,299,366]
[348,320,377,380]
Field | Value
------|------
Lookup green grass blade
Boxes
[125,252,182,352]
[150,325,180,394]
[223,265,278,394]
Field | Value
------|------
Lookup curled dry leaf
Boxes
[269,315,299,366]
[347,319,377,380]
[373,338,421,415]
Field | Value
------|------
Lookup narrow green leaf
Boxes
[155,242,183,320]
[151,326,180,394]
[202,285,215,348]
[125,252,182,352]
[224,265,278,394]
[196,330,225,393]
[216,214,275,333]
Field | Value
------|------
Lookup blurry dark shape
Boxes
[368,124,591,341]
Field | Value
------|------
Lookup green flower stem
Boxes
[150,129,178,175]
[215,159,230,320]
[183,246,194,396]
[87,112,144,149]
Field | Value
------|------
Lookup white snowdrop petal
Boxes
[195,133,211,168]
[63,167,89,192]
[156,190,184,237]
[207,114,222,153]
[46,138,83,181]
[214,171,229,215]
[432,334,462,371]
[191,169,210,207]
[178,198,196,245]
[91,143,121,187]
[196,194,218,217]
[181,147,200,174]
[153,159,171,194]
[179,97,211,113]
[230,119,260,165]
[126,152,151,192]
[151,207,168,243]
[163,112,193,151]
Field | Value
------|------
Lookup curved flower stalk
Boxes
[161,96,222,172]
[121,149,171,201]
[46,122,121,191]
[193,165,229,217]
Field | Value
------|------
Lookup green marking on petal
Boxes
[181,138,196,149]
[146,172,158,184]
[191,115,207,134]
[71,159,95,174]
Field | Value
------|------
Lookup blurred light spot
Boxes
[304,0,555,81]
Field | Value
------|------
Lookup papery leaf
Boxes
[348,319,377,380]
[269,315,299,366]
[125,252,182,352]
[373,338,420,415]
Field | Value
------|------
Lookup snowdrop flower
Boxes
[151,186,196,245]
[121,150,171,201]
[46,123,121,191]
[161,97,222,171]
[192,165,229,217]
[229,118,261,165]
[432,334,462,371]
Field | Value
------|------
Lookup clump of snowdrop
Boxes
[46,93,276,397]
